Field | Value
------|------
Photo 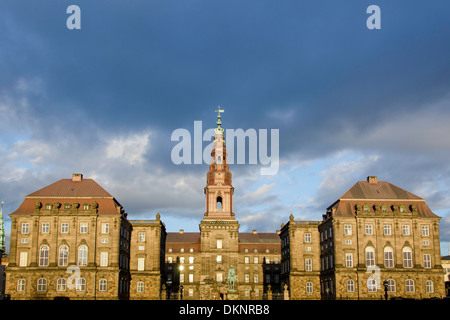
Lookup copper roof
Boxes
[339,180,423,200]
[26,178,113,198]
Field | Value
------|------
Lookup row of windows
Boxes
[358,204,413,214]
[17,278,127,293]
[342,224,431,237]
[167,247,278,253]
[19,245,129,269]
[342,279,435,294]
[20,222,111,235]
[167,255,280,265]
[174,272,281,284]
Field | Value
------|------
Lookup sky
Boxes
[1,0,450,256]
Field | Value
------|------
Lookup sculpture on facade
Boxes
[227,265,237,291]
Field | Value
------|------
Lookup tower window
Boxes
[217,196,223,210]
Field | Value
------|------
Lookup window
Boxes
[137,281,144,293]
[189,273,194,283]
[100,252,109,267]
[216,196,223,210]
[80,223,88,234]
[64,203,71,210]
[403,247,413,268]
[306,282,313,293]
[37,278,47,292]
[384,224,392,235]
[387,279,396,292]
[402,225,410,236]
[344,225,352,235]
[253,256,259,264]
[59,245,69,267]
[217,239,223,249]
[39,245,49,267]
[426,280,434,293]
[304,233,311,243]
[365,224,373,235]
[188,288,194,297]
[180,274,185,283]
[254,274,259,283]
[367,278,377,292]
[17,279,26,292]
[347,280,354,292]
[19,252,28,267]
[345,239,352,245]
[138,232,145,242]
[405,279,415,292]
[83,204,90,210]
[365,246,375,267]
[45,203,52,210]
[245,274,250,283]
[363,205,370,213]
[189,256,194,264]
[381,205,388,213]
[76,278,86,291]
[138,258,145,271]
[101,238,109,244]
[423,254,431,268]
[216,255,222,263]
[423,240,430,246]
[78,245,88,266]
[345,253,353,268]
[422,225,430,236]
[400,206,406,213]
[101,223,109,234]
[21,223,29,234]
[41,223,50,234]
[99,279,107,291]
[217,273,223,283]
[305,258,312,271]
[384,247,394,268]
[57,278,66,291]
[61,223,69,234]
[244,256,249,264]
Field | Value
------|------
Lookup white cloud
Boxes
[105,132,151,165]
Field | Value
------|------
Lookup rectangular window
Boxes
[304,233,311,243]
[41,223,50,234]
[137,258,145,271]
[244,256,249,264]
[422,225,430,236]
[423,254,431,268]
[344,225,352,235]
[138,232,145,242]
[365,225,373,235]
[216,255,222,263]
[305,258,312,271]
[189,273,194,283]
[80,223,88,234]
[100,252,109,267]
[254,274,259,283]
[101,223,109,234]
[217,273,223,283]
[402,225,410,236]
[245,274,250,283]
[189,256,194,264]
[19,252,28,267]
[21,223,29,234]
[61,223,69,234]
[217,239,223,249]
[180,274,185,283]
[345,253,353,268]
[253,256,259,264]
[384,225,392,235]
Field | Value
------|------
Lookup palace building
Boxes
[4,111,446,300]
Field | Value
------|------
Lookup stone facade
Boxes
[5,174,132,300]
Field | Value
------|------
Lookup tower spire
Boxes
[214,106,225,135]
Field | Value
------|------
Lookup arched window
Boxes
[17,279,26,292]
[403,247,413,268]
[405,279,415,292]
[365,246,375,267]
[367,278,377,292]
[386,279,396,292]
[59,245,69,267]
[137,281,144,293]
[57,278,66,291]
[39,245,49,267]
[306,282,313,293]
[99,279,107,291]
[347,279,355,292]
[216,196,223,210]
[384,246,394,268]
[78,245,88,266]
[37,278,47,291]
[76,277,86,291]
[426,280,434,293]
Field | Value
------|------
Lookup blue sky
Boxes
[1,0,450,255]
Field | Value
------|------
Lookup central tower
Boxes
[199,107,240,299]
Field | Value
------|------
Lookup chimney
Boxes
[252,230,257,234]
[367,176,378,184]
[179,229,184,234]
[72,173,83,182]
